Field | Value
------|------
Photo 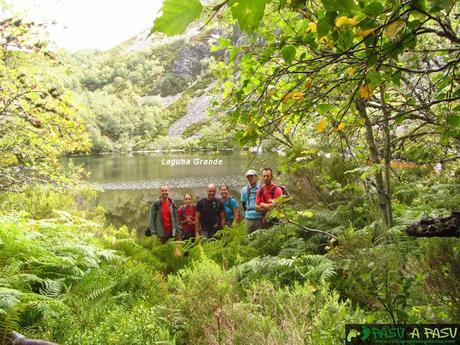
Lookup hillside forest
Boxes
[0,0,459,344]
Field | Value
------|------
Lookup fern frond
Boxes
[98,249,123,264]
[39,279,65,298]
[234,256,295,282]
[0,308,20,345]
[0,288,22,311]
[87,282,116,301]
[294,255,336,284]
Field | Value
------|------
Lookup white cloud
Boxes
[8,0,164,51]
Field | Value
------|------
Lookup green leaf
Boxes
[391,71,402,86]
[228,0,270,33]
[412,0,428,11]
[367,71,382,87]
[151,0,202,36]
[321,0,356,14]
[367,51,378,66]
[336,29,354,51]
[447,114,460,127]
[281,46,296,64]
[363,2,384,16]
[395,113,407,124]
[429,0,455,13]
[317,12,336,38]
[317,103,332,114]
[229,47,240,63]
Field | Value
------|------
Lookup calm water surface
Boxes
[67,151,277,230]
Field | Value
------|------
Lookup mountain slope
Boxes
[67,24,236,152]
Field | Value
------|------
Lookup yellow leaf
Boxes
[309,22,317,33]
[335,16,358,27]
[355,28,375,37]
[316,118,328,133]
[174,246,182,257]
[346,68,356,77]
[336,122,346,131]
[384,20,405,41]
[358,117,366,125]
[291,92,305,100]
[359,84,373,99]
[297,210,314,218]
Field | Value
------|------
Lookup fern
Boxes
[234,256,296,284]
[0,308,20,345]
[98,249,123,264]
[39,279,65,298]
[0,288,22,311]
[294,255,336,284]
[87,283,117,301]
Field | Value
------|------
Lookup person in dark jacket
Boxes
[146,185,180,243]
[195,184,225,238]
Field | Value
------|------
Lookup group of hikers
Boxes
[145,167,284,242]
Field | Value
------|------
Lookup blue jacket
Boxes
[241,184,263,220]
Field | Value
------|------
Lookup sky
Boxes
[8,0,165,51]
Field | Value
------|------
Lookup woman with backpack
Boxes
[220,185,239,226]
[178,193,196,240]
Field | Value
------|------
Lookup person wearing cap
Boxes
[241,169,264,232]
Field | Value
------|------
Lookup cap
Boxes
[245,169,257,177]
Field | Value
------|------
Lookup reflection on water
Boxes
[65,152,276,230]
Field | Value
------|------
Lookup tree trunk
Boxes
[379,85,393,227]
[6,331,58,345]
[356,99,391,228]
[406,212,460,237]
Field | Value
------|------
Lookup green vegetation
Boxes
[0,18,91,189]
[0,0,459,344]
[0,180,459,344]
[182,120,211,138]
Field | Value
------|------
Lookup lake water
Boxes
[67,151,277,230]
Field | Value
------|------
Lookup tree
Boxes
[0,18,91,189]
[152,0,459,228]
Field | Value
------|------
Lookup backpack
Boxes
[224,197,235,209]
[242,186,257,212]
[257,184,289,201]
[179,204,196,220]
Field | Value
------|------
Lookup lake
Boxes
[66,151,277,230]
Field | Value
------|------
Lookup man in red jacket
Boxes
[255,168,283,223]
[147,185,180,243]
